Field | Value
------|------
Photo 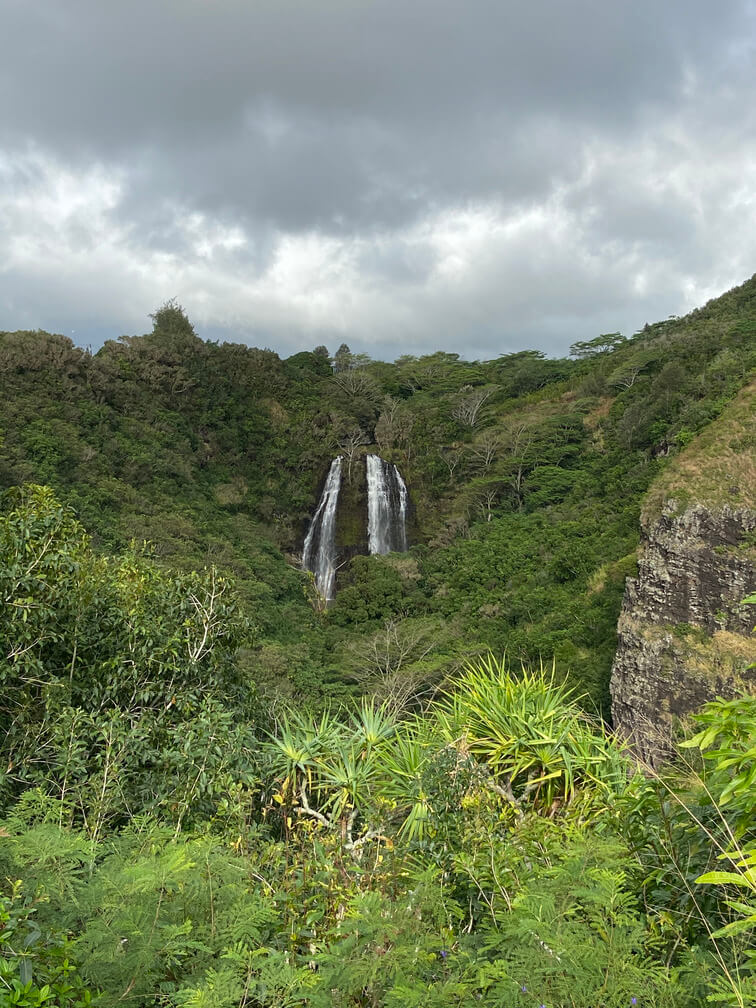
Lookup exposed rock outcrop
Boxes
[610,381,756,765]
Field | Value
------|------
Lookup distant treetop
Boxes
[569,332,626,359]
[149,299,197,339]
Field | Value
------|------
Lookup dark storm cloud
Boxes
[1,0,755,357]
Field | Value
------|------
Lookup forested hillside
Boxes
[2,280,755,708]
[1,279,755,1006]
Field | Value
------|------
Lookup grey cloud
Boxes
[3,2,741,139]
[1,0,756,359]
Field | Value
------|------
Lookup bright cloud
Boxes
[1,1,756,359]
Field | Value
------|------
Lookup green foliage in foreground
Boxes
[684,695,756,1005]
[1,481,755,1006]
[0,485,262,832]
[0,881,94,1007]
[4,691,755,1007]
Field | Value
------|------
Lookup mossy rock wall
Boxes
[334,463,369,562]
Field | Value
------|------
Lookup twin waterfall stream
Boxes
[366,454,409,556]
[302,454,408,600]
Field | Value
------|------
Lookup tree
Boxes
[499,421,538,510]
[343,617,451,713]
[469,430,501,472]
[439,444,465,482]
[608,363,645,389]
[375,397,415,462]
[607,349,657,390]
[149,298,196,339]
[111,301,204,400]
[336,428,370,484]
[0,485,255,823]
[459,472,506,522]
[1,485,88,736]
[569,332,626,359]
[333,343,354,373]
[331,369,381,403]
[451,385,498,428]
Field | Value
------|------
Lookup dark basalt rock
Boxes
[610,504,756,766]
[629,506,756,634]
[332,458,415,576]
[333,467,370,564]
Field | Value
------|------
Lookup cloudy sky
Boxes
[2,0,756,360]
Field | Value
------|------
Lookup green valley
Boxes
[1,277,755,1006]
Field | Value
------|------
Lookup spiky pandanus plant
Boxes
[435,654,627,814]
[265,700,399,850]
[265,658,629,850]
[265,708,342,803]
[376,719,436,842]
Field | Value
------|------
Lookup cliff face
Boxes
[610,382,756,765]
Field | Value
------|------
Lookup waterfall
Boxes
[366,454,408,555]
[302,456,342,599]
[395,465,408,552]
[303,453,409,600]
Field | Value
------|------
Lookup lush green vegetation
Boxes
[2,281,755,711]
[1,278,755,1004]
[1,488,755,1005]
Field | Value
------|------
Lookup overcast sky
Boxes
[2,0,756,361]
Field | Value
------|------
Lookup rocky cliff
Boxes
[610,381,756,765]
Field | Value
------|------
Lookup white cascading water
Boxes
[366,454,408,554]
[395,464,408,552]
[302,456,342,599]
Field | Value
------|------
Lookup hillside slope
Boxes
[1,279,755,711]
[610,380,756,763]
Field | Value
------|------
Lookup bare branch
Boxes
[297,781,332,829]
[336,429,370,484]
[451,385,498,428]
